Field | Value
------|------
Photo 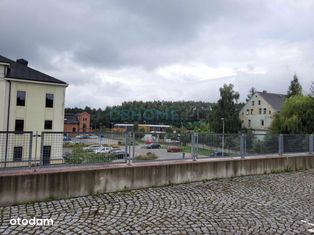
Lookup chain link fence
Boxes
[0,131,313,169]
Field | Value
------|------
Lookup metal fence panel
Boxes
[132,132,190,162]
[0,131,33,168]
[283,134,309,154]
[40,132,127,166]
[245,134,279,156]
[195,133,240,158]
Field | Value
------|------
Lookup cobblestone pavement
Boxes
[0,169,314,234]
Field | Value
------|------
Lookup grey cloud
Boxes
[1,0,314,108]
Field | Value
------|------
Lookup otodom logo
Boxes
[10,217,54,226]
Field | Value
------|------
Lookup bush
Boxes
[64,146,115,164]
[134,152,158,160]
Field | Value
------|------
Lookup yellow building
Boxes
[0,55,68,167]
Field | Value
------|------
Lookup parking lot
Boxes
[133,144,193,161]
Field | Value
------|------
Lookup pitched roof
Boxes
[64,114,79,124]
[257,91,286,111]
[0,55,67,85]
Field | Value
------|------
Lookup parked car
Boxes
[109,149,129,159]
[210,151,229,157]
[166,146,182,153]
[63,135,71,141]
[76,135,89,139]
[164,139,180,144]
[83,145,103,151]
[145,143,161,149]
[88,135,98,139]
[94,146,113,154]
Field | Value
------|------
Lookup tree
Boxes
[210,84,241,133]
[287,74,302,98]
[310,81,314,97]
[270,95,314,134]
[246,87,256,102]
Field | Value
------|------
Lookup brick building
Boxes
[64,112,91,133]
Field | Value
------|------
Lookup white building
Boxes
[0,55,68,166]
[239,91,286,134]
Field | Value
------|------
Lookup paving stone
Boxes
[0,169,314,234]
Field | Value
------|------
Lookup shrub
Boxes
[134,152,158,160]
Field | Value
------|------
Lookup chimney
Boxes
[16,58,28,66]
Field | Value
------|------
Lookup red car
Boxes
[166,146,182,153]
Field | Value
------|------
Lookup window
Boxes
[15,120,24,132]
[261,120,264,126]
[250,109,253,115]
[259,108,262,114]
[45,93,54,108]
[16,91,26,106]
[246,109,249,115]
[242,112,244,116]
[44,120,53,130]
[258,100,261,105]
[248,120,251,127]
[72,127,76,132]
[269,110,271,115]
[252,101,255,106]
[13,147,23,162]
[263,108,267,114]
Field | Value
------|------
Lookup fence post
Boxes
[240,134,245,158]
[195,133,198,160]
[40,132,45,165]
[191,133,194,160]
[191,133,198,161]
[131,132,135,164]
[278,134,283,156]
[124,131,128,164]
[28,132,33,167]
[4,132,9,168]
[309,134,313,154]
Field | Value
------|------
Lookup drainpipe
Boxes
[4,79,11,167]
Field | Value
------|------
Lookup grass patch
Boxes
[182,146,212,156]
[134,152,158,160]
[63,142,85,148]
[270,167,292,174]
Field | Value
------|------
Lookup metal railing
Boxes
[0,131,313,170]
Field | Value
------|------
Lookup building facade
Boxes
[64,112,91,133]
[113,123,171,133]
[239,91,286,134]
[0,55,68,166]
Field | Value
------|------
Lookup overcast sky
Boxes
[1,0,314,108]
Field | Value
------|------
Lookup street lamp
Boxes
[221,118,225,157]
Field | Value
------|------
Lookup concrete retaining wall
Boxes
[0,155,313,206]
